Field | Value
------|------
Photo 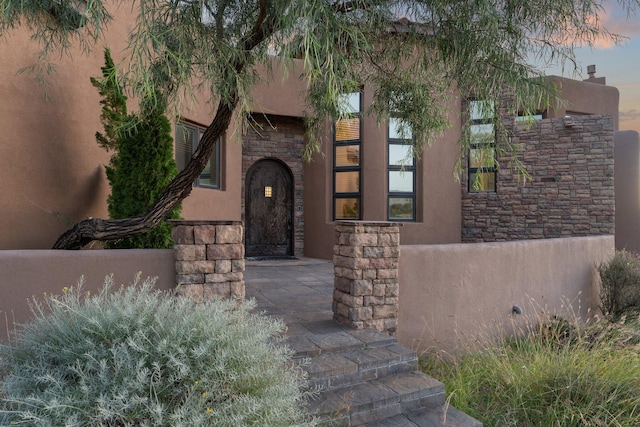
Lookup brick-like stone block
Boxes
[176,283,204,302]
[334,254,370,270]
[231,259,245,273]
[333,300,350,318]
[333,289,363,307]
[373,283,386,297]
[385,283,400,297]
[171,226,194,244]
[230,281,245,300]
[207,244,244,260]
[205,272,243,283]
[194,225,216,244]
[216,260,232,274]
[377,269,398,279]
[374,304,397,319]
[364,295,384,306]
[175,260,215,274]
[378,233,400,246]
[216,224,243,244]
[349,233,378,247]
[335,277,352,293]
[370,258,398,269]
[363,246,385,258]
[204,283,231,299]
[363,269,377,280]
[174,244,206,261]
[349,306,373,321]
[385,296,399,305]
[334,266,362,280]
[176,273,205,285]
[351,280,373,296]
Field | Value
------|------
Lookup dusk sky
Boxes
[543,1,640,133]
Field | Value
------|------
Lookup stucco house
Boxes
[0,6,635,257]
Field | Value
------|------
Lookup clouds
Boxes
[591,2,640,48]
[620,108,640,122]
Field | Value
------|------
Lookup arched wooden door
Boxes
[245,159,294,257]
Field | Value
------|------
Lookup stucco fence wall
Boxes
[398,235,614,355]
[0,249,176,342]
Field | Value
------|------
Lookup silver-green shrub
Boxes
[598,250,640,318]
[0,275,313,426]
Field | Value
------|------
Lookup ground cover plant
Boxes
[421,316,640,427]
[0,275,313,426]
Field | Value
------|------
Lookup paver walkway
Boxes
[245,258,482,427]
[245,257,341,336]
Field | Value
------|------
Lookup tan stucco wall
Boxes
[546,76,620,130]
[303,89,463,260]
[398,236,614,355]
[615,130,640,254]
[0,249,176,343]
[0,3,307,249]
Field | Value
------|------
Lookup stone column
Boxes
[170,220,245,302]
[333,221,401,336]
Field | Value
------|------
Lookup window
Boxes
[334,92,362,220]
[388,117,416,221]
[468,100,496,192]
[175,121,220,189]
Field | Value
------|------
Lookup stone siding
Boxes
[462,115,615,242]
[333,221,401,336]
[242,115,305,257]
[171,220,245,301]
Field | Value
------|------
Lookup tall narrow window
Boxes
[468,100,496,192]
[388,117,416,221]
[334,92,362,219]
[175,121,220,189]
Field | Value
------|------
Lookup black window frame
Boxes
[175,120,221,190]
[467,100,497,193]
[333,91,362,220]
[387,117,416,221]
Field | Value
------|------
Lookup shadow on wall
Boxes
[0,250,176,343]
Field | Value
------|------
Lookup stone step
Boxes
[288,328,482,427]
[365,406,483,427]
[286,328,398,358]
[306,370,447,426]
[303,342,418,391]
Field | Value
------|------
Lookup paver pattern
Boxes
[245,258,482,427]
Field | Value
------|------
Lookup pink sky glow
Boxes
[543,1,640,133]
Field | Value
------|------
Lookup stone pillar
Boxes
[333,221,401,336]
[170,220,245,302]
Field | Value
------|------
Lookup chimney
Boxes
[584,64,606,85]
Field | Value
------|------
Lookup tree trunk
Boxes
[52,101,235,249]
[52,6,276,249]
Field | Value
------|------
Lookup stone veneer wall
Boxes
[171,220,245,302]
[333,221,401,336]
[242,115,305,257]
[462,115,615,242]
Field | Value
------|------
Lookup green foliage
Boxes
[92,48,181,249]
[0,275,313,426]
[422,318,640,426]
[598,250,640,318]
[3,0,637,160]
